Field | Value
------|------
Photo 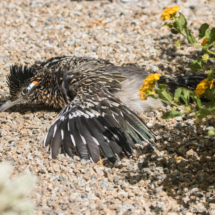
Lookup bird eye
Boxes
[21,88,29,95]
[21,81,38,96]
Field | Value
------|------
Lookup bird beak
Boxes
[0,97,25,113]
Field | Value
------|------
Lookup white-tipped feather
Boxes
[53,125,57,137]
[69,114,74,119]
[70,134,76,146]
[85,110,95,118]
[103,135,110,143]
[43,133,48,147]
[50,147,53,159]
[92,137,100,145]
[126,121,150,143]
[80,135,86,145]
[61,130,64,139]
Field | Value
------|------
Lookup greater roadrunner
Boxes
[0,56,165,163]
[2,55,207,163]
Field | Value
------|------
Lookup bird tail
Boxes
[157,74,208,93]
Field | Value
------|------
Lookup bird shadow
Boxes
[113,120,215,213]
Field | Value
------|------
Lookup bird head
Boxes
[0,65,72,113]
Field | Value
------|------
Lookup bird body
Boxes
[1,56,163,163]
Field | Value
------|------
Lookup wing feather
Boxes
[69,116,89,160]
[76,116,100,163]
[62,116,74,157]
[44,79,156,162]
[51,118,64,158]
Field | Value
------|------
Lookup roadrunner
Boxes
[0,56,208,162]
[0,56,164,163]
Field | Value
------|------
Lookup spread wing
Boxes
[44,81,156,163]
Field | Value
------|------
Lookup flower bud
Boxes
[184,106,191,114]
[175,40,181,47]
[202,54,209,63]
[207,69,214,81]
[174,97,180,103]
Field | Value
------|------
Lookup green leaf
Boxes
[185,28,195,44]
[204,88,214,100]
[190,92,201,109]
[155,84,173,103]
[196,108,211,119]
[206,101,215,111]
[210,87,215,98]
[198,23,209,39]
[175,13,187,33]
[209,27,215,44]
[186,58,203,72]
[208,129,215,136]
[161,110,183,119]
[174,87,190,105]
[162,23,174,28]
[171,28,179,34]
[162,90,174,102]
[202,44,209,52]
[174,88,182,98]
[180,95,186,104]
[182,87,190,105]
[148,94,159,99]
[158,84,167,91]
[205,29,211,40]
[204,28,215,45]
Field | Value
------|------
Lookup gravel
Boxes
[0,0,215,214]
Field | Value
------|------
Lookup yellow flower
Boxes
[143,85,150,90]
[144,74,162,84]
[201,38,208,46]
[139,74,161,100]
[138,90,148,100]
[161,5,181,21]
[154,74,161,81]
[97,161,103,165]
[151,90,155,95]
[194,78,214,98]
[139,94,148,100]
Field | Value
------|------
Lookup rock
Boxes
[119,204,134,210]
[185,119,194,126]
[0,129,7,137]
[147,122,153,128]
[98,179,109,189]
[113,177,119,185]
[175,117,182,121]
[186,149,200,160]
[47,17,54,22]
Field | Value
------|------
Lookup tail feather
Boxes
[158,74,208,93]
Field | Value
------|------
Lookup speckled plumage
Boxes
[2,56,162,163]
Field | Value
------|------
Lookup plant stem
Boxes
[207,49,215,55]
